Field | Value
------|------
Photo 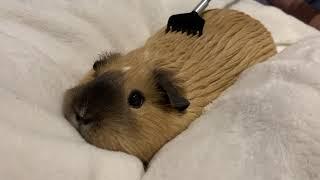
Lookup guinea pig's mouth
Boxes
[62,88,94,136]
[64,110,96,140]
[64,111,79,129]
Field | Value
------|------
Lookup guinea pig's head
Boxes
[63,51,190,163]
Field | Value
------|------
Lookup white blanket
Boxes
[0,0,319,180]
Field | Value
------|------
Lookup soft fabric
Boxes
[0,0,319,180]
[143,35,320,180]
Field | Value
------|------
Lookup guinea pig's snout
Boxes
[64,71,124,129]
[71,87,100,126]
[73,103,93,125]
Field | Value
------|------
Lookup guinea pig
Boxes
[63,9,277,163]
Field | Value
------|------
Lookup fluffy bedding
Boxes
[0,0,319,180]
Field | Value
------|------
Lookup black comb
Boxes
[166,0,211,37]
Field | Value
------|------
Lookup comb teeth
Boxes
[166,11,205,37]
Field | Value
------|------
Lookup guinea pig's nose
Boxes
[74,105,93,125]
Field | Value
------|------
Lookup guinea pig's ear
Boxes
[93,52,121,71]
[154,69,190,111]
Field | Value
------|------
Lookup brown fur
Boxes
[63,9,277,163]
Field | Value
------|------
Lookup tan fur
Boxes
[64,9,277,162]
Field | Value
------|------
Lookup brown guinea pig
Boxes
[63,9,277,163]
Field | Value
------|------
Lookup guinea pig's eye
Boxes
[128,90,145,108]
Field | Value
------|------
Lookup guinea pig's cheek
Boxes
[78,123,94,140]
[78,125,107,149]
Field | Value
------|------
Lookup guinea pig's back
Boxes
[145,9,277,116]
